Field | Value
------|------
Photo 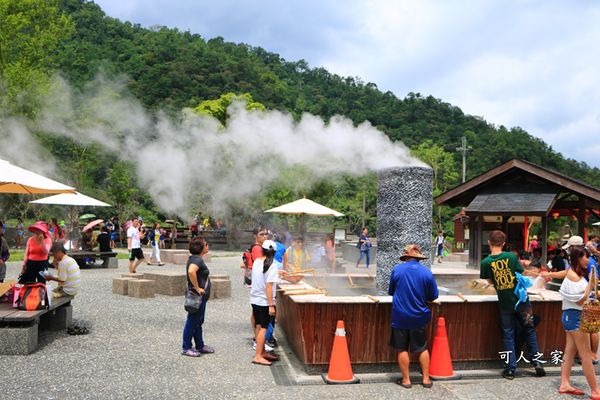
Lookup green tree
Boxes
[106,161,137,222]
[0,0,74,115]
[192,92,266,125]
[412,141,460,231]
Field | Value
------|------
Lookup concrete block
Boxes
[113,277,135,295]
[128,279,155,298]
[209,279,231,299]
[172,254,189,265]
[160,250,188,263]
[41,305,73,331]
[103,257,119,269]
[0,324,38,355]
[143,272,187,296]
[121,273,142,279]
[210,274,230,281]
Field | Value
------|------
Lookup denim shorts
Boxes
[562,309,582,332]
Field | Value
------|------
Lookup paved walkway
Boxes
[0,252,593,399]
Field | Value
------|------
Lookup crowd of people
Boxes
[1,220,81,299]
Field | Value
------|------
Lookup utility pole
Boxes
[456,136,472,183]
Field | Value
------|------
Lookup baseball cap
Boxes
[563,235,584,250]
[261,240,277,251]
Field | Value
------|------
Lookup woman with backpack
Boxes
[19,221,52,284]
[181,237,214,357]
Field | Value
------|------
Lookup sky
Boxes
[93,0,600,168]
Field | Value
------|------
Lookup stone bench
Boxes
[112,277,136,295]
[70,251,118,269]
[210,278,231,299]
[121,273,142,279]
[0,296,73,355]
[142,272,186,296]
[127,279,155,298]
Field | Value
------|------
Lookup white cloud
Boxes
[93,0,600,168]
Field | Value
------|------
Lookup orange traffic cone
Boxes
[322,320,360,384]
[429,317,461,380]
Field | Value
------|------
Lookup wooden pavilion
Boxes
[436,159,600,267]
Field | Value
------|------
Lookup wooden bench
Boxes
[70,251,118,269]
[0,296,74,355]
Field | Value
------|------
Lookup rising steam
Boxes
[4,74,425,218]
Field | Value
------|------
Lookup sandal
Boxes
[396,379,412,389]
[558,388,585,396]
[252,360,272,366]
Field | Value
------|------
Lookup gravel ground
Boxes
[0,252,589,399]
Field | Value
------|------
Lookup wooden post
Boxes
[467,215,477,268]
[542,213,548,265]
[523,216,529,252]
[578,200,586,240]
[477,215,483,266]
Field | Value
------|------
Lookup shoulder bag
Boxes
[580,268,600,333]
[184,277,209,314]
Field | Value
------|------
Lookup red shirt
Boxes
[250,244,263,270]
[24,237,52,263]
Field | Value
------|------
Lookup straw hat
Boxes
[532,235,538,240]
[400,244,428,261]
[28,221,49,237]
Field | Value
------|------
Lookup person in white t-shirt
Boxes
[127,218,145,273]
[250,240,280,366]
[47,243,80,298]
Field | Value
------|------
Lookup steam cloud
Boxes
[4,74,426,218]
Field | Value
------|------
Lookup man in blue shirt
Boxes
[388,244,439,389]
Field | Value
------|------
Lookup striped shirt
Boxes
[57,255,81,296]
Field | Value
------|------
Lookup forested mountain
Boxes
[2,0,599,235]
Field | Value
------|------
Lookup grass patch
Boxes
[8,249,24,262]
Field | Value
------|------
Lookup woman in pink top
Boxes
[19,221,52,284]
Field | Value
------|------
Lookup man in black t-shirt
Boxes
[97,227,111,252]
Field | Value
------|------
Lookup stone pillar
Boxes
[376,167,433,294]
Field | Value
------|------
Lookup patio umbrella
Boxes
[265,197,344,234]
[265,198,344,217]
[30,192,111,207]
[31,193,110,248]
[82,219,104,232]
[0,159,75,194]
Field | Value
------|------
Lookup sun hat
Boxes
[532,235,538,240]
[563,235,584,250]
[28,221,50,237]
[261,240,277,251]
[399,244,428,261]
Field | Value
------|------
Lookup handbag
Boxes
[184,278,209,314]
[580,268,600,333]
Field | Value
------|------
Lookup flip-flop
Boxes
[263,354,279,362]
[251,360,272,366]
[423,382,433,388]
[396,379,411,389]
[558,388,585,395]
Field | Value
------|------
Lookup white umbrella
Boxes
[265,197,344,234]
[265,198,344,217]
[593,221,600,226]
[30,191,111,207]
[0,159,75,194]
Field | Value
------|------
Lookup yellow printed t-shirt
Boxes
[480,251,523,311]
